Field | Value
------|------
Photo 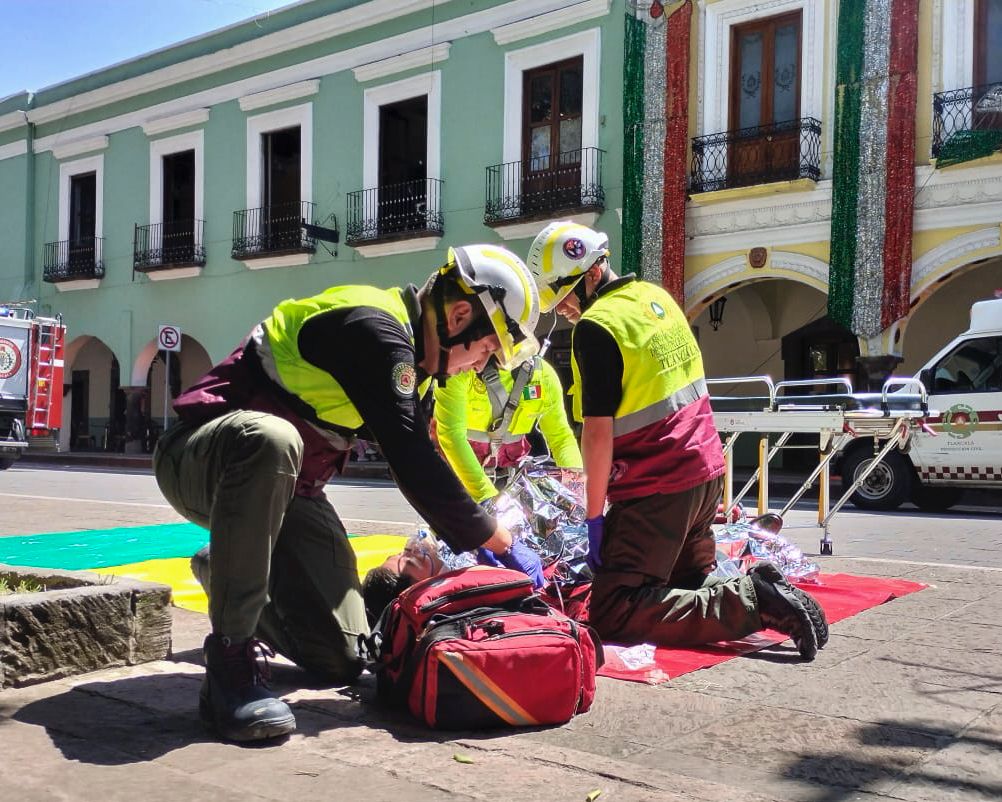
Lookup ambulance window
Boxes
[932,337,1002,393]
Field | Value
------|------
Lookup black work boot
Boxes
[200,634,296,742]
[750,568,819,661]
[749,561,829,649]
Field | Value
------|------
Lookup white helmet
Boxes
[438,244,540,371]
[526,222,610,313]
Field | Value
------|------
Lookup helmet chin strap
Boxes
[430,273,496,384]
[575,259,610,312]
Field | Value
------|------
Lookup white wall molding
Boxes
[145,266,203,281]
[245,102,313,210]
[0,140,28,161]
[58,154,104,243]
[353,235,441,257]
[149,129,204,226]
[699,0,826,148]
[940,0,974,92]
[242,253,312,270]
[502,27,600,165]
[54,279,101,292]
[353,43,451,83]
[362,71,441,194]
[18,0,574,139]
[141,108,210,137]
[50,135,109,161]
[491,211,600,241]
[239,79,320,112]
[913,163,1002,230]
[491,0,610,45]
[910,227,1002,298]
[685,182,832,254]
[683,250,829,312]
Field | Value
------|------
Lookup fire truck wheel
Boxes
[841,447,914,511]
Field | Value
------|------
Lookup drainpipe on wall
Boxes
[21,93,36,304]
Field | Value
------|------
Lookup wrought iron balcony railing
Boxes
[43,237,105,282]
[932,82,1002,157]
[690,117,822,194]
[484,147,605,225]
[345,178,444,245]
[231,200,315,259]
[133,220,206,272]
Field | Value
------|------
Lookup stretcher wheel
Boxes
[820,540,833,556]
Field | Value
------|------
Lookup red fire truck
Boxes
[0,304,66,469]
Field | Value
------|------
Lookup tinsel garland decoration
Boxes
[622,0,691,303]
[660,0,692,304]
[828,0,919,338]
[621,13,647,281]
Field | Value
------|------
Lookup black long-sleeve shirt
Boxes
[299,300,495,553]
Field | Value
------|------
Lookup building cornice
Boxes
[0,140,27,161]
[10,0,573,136]
[490,0,610,45]
[353,43,451,83]
[28,0,575,152]
[238,79,320,112]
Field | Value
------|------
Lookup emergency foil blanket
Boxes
[481,458,819,583]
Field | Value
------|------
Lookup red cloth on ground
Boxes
[595,572,926,684]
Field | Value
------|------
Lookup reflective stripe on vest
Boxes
[571,278,707,437]
[256,285,416,431]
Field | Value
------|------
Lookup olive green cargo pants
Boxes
[154,411,367,683]
[589,476,762,647]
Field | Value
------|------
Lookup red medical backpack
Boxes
[361,565,603,729]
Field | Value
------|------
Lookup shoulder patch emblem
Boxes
[650,301,666,319]
[392,362,417,396]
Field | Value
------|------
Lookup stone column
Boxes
[855,355,902,392]
[121,386,149,454]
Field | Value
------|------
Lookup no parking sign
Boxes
[158,324,181,353]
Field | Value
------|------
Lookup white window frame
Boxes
[698,0,830,174]
[501,28,601,167]
[245,102,313,211]
[58,154,104,246]
[939,0,976,92]
[362,71,442,192]
[149,129,204,226]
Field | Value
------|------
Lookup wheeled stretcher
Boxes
[708,376,934,555]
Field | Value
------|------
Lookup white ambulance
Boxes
[841,297,1002,511]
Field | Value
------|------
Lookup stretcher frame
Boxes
[708,376,932,555]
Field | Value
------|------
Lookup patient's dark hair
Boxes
[361,566,415,627]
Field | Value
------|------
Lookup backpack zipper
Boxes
[418,578,533,613]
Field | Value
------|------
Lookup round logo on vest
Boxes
[392,363,417,397]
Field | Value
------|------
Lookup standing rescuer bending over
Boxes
[153,245,544,743]
[526,222,828,657]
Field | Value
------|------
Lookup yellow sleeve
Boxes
[433,372,499,502]
[537,360,582,469]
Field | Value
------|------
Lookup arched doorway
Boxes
[62,336,121,453]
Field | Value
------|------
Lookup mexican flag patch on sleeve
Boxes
[522,383,542,401]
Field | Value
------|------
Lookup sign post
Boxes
[157,324,182,433]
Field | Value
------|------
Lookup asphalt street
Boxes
[2,464,999,569]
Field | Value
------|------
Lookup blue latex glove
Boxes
[585,515,605,571]
[477,541,545,588]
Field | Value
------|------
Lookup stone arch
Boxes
[909,226,1002,310]
[684,250,830,320]
[61,334,120,452]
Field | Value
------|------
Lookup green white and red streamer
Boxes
[828,0,919,336]
[622,0,691,304]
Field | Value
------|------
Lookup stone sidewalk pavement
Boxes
[2,556,1001,802]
